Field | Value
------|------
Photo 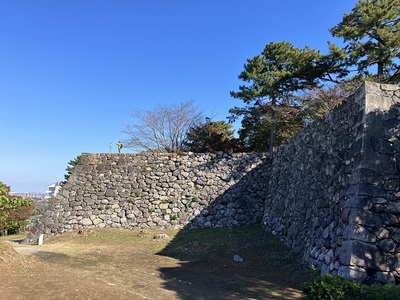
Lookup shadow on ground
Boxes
[157,226,314,299]
[154,155,313,299]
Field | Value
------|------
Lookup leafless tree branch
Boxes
[122,100,204,153]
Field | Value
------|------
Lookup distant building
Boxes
[45,182,62,200]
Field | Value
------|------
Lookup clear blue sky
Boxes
[0,0,357,193]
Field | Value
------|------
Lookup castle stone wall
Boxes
[30,152,269,237]
[29,82,400,284]
[263,82,400,283]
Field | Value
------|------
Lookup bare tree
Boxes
[122,101,204,153]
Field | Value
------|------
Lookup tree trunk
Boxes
[378,61,384,82]
[269,97,277,153]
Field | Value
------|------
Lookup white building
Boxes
[45,182,62,200]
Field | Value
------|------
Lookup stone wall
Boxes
[29,82,400,283]
[263,82,400,283]
[30,152,268,237]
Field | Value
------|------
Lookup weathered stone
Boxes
[79,218,93,226]
[338,265,368,282]
[105,189,116,197]
[378,239,397,253]
[386,202,400,214]
[233,255,244,263]
[375,272,395,283]
[92,218,102,225]
[371,197,387,204]
[153,233,169,240]
[351,240,389,272]
[386,254,400,270]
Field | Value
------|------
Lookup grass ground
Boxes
[0,226,314,299]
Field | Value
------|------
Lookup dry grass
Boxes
[0,226,313,299]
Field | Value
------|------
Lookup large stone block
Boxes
[338,265,368,281]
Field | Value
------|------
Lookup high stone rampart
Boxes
[29,82,400,284]
[30,152,269,235]
[264,82,400,283]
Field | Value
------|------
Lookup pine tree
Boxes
[230,41,328,152]
[330,0,400,83]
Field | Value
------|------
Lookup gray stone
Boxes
[324,249,334,264]
[338,265,368,281]
[386,202,400,214]
[92,218,103,225]
[233,255,244,263]
[375,272,396,283]
[153,233,170,240]
[378,239,397,253]
[79,218,93,226]
[351,240,389,272]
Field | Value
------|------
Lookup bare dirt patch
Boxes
[0,226,313,299]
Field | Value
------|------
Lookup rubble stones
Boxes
[32,151,269,238]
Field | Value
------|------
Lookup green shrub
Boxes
[363,284,400,300]
[0,181,35,235]
[302,275,400,300]
[302,274,363,300]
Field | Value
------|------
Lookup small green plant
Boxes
[365,284,400,300]
[159,197,175,205]
[149,207,155,213]
[302,274,400,300]
[135,189,142,197]
[302,274,362,299]
[170,214,177,221]
[128,197,136,205]
[191,196,198,202]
